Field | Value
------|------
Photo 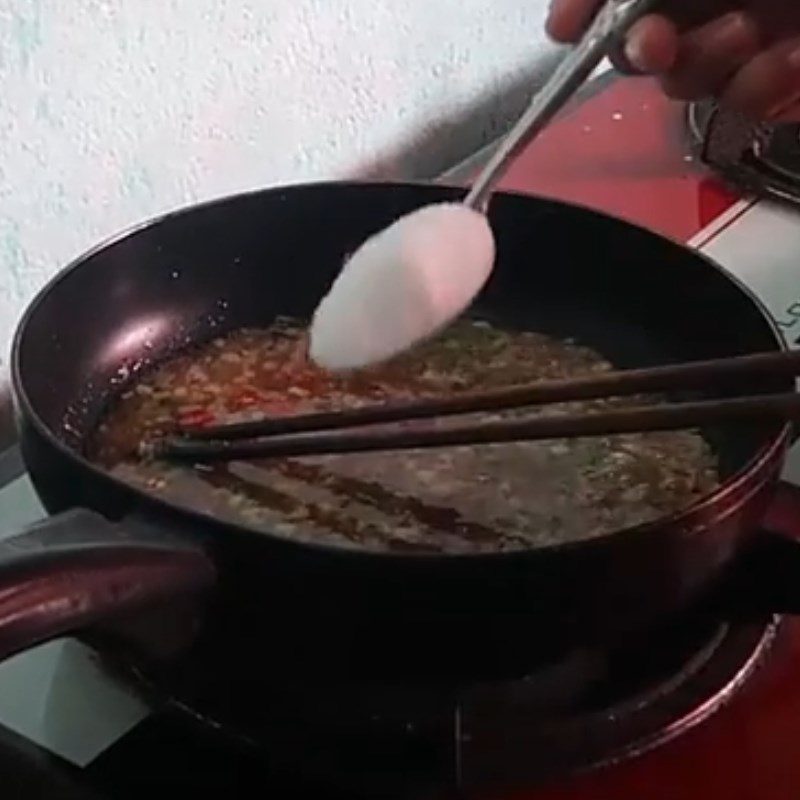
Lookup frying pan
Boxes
[2,182,800,695]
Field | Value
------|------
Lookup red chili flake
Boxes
[231,388,262,410]
[178,408,216,428]
[260,400,294,417]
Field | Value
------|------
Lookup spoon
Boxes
[310,0,658,372]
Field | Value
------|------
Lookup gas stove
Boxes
[687,98,800,208]
[4,72,800,799]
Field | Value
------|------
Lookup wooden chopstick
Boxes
[180,349,800,443]
[157,391,800,463]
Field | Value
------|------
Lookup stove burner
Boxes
[458,616,776,793]
[756,126,800,184]
[687,100,800,205]
[116,612,778,797]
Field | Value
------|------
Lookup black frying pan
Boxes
[2,181,800,691]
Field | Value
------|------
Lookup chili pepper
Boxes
[178,408,216,428]
[231,388,262,410]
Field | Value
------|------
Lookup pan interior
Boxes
[14,183,790,541]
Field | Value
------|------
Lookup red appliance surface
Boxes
[494,76,743,242]
[479,74,800,800]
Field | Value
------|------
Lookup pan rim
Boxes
[10,179,793,563]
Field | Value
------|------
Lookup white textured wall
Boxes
[0,0,556,379]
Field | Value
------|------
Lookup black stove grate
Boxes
[0,615,779,798]
[91,610,778,797]
[687,100,800,205]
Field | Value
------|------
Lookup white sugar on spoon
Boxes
[309,0,656,372]
[309,203,494,371]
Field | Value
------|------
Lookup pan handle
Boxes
[0,508,216,662]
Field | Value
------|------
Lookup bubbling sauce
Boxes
[88,318,719,554]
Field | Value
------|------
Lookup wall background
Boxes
[0,0,560,374]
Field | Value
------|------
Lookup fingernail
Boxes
[767,91,800,121]
[712,11,749,38]
[767,47,800,118]
[788,43,800,71]
[623,35,647,72]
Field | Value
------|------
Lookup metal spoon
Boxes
[465,0,659,211]
[309,0,659,371]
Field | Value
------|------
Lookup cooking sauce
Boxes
[89,318,719,554]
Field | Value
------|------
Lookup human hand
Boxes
[546,0,800,121]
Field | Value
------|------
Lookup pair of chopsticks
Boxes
[155,350,800,463]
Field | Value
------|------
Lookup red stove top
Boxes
[478,74,800,800]
[493,76,744,242]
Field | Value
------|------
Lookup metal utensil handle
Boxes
[464,0,660,211]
